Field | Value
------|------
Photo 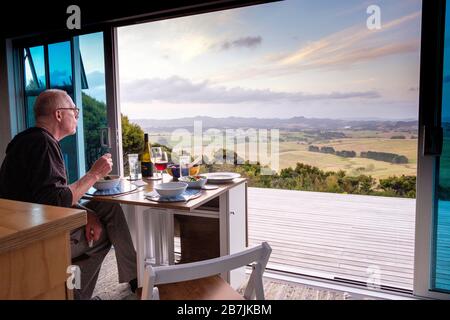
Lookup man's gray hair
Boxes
[34,89,70,120]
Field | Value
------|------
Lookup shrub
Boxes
[379,175,416,198]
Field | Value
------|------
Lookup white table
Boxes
[84,176,248,289]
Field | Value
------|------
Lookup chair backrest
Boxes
[141,242,272,300]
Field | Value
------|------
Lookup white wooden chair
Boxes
[141,242,272,300]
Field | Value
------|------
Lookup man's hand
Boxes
[68,154,113,206]
[89,153,113,180]
[85,212,102,244]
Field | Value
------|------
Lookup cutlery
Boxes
[111,186,144,198]
[184,192,202,203]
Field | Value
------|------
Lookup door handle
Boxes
[100,127,112,149]
[423,125,443,156]
[230,211,235,215]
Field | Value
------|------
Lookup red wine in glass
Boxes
[155,161,168,171]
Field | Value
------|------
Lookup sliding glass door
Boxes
[23,40,83,182]
[414,0,450,299]
[19,31,118,183]
[432,1,450,294]
[78,33,110,172]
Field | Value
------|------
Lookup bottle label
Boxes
[141,162,153,177]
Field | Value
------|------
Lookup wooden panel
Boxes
[35,283,67,300]
[0,232,71,299]
[176,215,220,264]
[0,198,86,254]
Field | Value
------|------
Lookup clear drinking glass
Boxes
[179,155,191,178]
[128,153,141,180]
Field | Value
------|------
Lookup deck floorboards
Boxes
[247,188,416,291]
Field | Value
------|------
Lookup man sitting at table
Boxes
[0,89,137,300]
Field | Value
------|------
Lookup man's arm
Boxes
[68,153,113,205]
[68,172,101,205]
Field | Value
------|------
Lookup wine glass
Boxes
[150,147,163,180]
[155,151,168,180]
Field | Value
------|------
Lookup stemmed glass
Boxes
[155,151,168,180]
[150,147,163,180]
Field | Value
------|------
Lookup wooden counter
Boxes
[0,198,86,299]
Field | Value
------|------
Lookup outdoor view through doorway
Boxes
[71,0,423,292]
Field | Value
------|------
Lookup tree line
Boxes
[309,145,409,163]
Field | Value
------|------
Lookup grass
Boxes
[145,131,418,181]
[278,139,417,180]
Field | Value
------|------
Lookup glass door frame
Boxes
[103,27,123,177]
[10,26,123,179]
[15,37,86,181]
[414,0,450,299]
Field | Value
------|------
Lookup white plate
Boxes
[200,172,241,184]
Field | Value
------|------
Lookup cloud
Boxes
[219,36,262,50]
[278,12,421,67]
[213,11,422,83]
[120,76,380,104]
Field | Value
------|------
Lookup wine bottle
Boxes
[141,133,153,177]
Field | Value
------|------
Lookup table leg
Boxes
[134,206,146,287]
[154,213,162,266]
[147,209,175,266]
[132,206,177,287]
[166,211,175,265]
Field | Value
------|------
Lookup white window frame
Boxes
[104,27,124,177]
[413,127,450,299]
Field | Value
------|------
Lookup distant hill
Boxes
[131,116,418,132]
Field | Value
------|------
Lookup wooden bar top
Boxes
[0,198,86,255]
[83,175,247,211]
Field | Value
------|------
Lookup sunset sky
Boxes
[99,0,423,120]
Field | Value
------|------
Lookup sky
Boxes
[98,0,422,120]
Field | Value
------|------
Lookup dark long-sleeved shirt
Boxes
[0,127,73,207]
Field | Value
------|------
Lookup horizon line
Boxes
[128,115,419,122]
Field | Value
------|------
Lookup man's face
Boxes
[57,95,79,136]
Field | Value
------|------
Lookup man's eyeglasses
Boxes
[56,107,80,118]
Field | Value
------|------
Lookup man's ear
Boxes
[55,110,62,122]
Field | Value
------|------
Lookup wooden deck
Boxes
[247,188,416,292]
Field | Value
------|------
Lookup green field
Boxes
[146,130,418,181]
[278,139,417,180]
